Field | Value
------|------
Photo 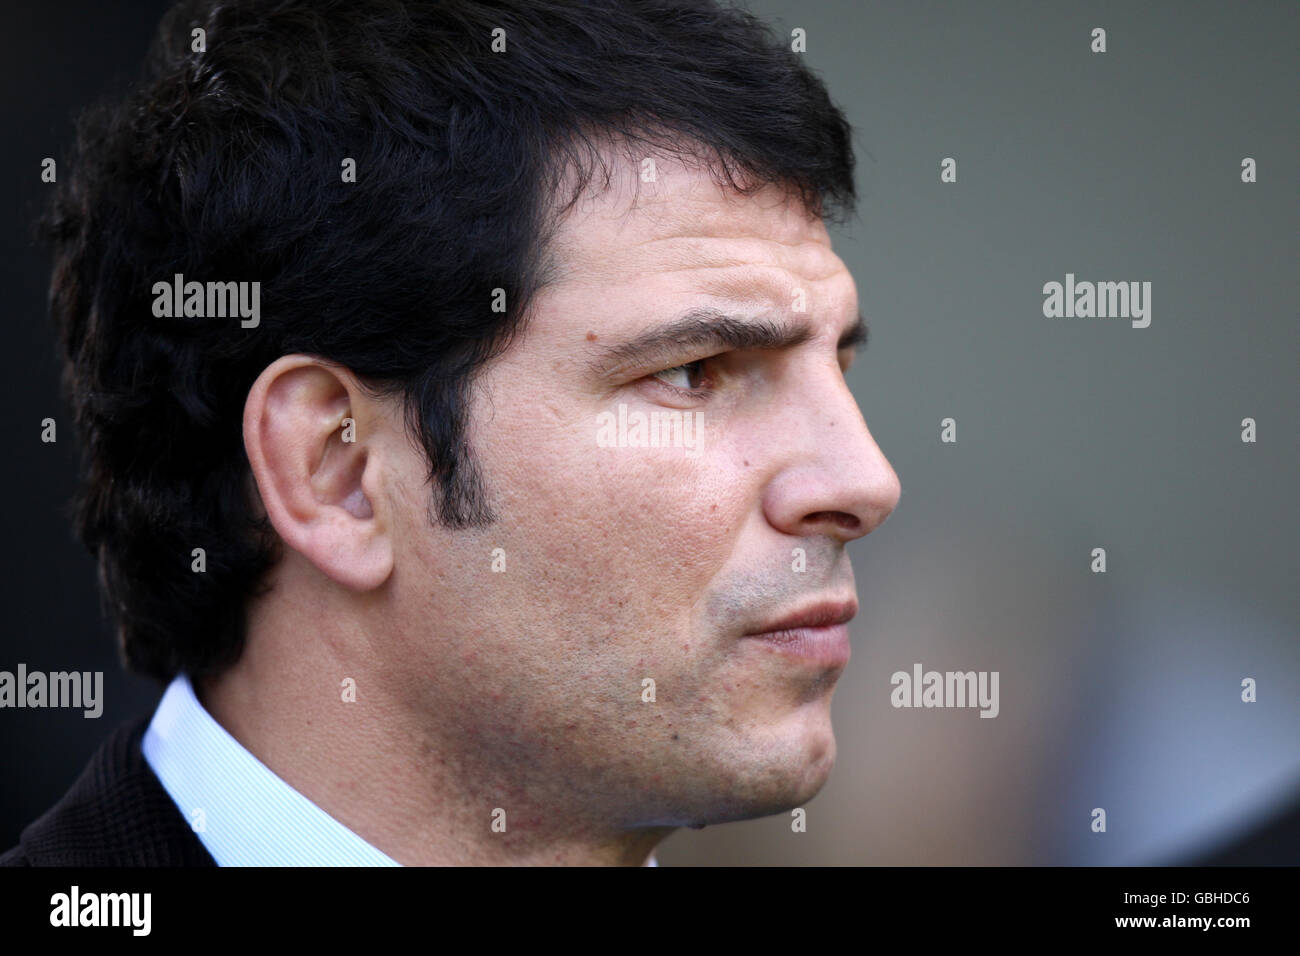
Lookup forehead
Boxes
[543,148,851,306]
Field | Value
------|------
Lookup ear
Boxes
[242,355,393,591]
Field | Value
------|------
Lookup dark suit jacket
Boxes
[0,716,217,866]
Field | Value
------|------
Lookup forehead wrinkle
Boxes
[548,194,836,293]
[565,234,847,295]
[626,227,834,270]
[692,261,850,305]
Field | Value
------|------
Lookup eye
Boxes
[652,359,709,391]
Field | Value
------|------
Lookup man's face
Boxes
[381,153,900,831]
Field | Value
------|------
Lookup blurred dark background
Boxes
[3,0,1297,864]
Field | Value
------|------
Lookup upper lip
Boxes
[745,599,859,635]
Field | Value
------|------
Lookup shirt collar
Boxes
[142,673,400,866]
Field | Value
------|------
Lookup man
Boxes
[4,0,899,866]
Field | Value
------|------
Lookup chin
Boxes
[781,724,839,806]
[691,713,841,826]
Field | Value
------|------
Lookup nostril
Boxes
[806,511,860,533]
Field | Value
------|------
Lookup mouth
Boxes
[741,598,858,668]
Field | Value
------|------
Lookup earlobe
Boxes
[243,355,393,591]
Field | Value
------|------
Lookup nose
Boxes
[761,374,901,544]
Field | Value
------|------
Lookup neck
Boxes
[197,595,670,866]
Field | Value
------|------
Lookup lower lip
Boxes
[742,623,851,667]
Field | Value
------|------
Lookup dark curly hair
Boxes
[45,0,856,684]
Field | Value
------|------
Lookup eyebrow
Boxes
[587,307,868,376]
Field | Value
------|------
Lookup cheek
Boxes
[481,396,745,629]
